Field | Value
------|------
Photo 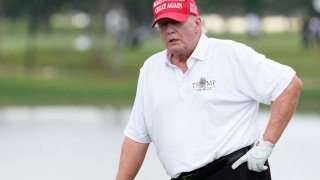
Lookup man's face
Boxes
[157,16,201,56]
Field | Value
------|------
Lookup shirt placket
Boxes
[178,75,188,100]
[173,59,196,100]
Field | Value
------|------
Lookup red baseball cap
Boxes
[152,0,200,28]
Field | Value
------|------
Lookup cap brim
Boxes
[152,12,190,28]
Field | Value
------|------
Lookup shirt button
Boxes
[179,85,188,99]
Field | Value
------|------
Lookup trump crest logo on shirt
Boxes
[192,77,216,91]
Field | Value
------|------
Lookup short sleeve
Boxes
[234,44,296,105]
[124,68,151,143]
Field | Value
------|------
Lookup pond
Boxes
[0,106,319,180]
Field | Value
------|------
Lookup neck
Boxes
[169,33,202,73]
[170,53,189,73]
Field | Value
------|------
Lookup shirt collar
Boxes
[164,34,210,67]
[190,34,210,61]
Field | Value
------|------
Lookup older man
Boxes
[116,0,302,179]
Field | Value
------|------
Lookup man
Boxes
[116,0,302,179]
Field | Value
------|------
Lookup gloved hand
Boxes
[231,139,275,172]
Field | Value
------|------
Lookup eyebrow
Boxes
[158,19,180,26]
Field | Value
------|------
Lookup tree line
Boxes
[1,0,318,26]
[0,0,318,75]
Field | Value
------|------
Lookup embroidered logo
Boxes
[190,3,197,14]
[192,77,216,91]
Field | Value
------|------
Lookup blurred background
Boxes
[0,0,319,110]
[0,0,319,180]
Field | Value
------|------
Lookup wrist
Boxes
[263,134,278,145]
[260,139,275,147]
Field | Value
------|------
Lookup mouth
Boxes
[169,39,178,43]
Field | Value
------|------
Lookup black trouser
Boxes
[203,161,271,180]
[172,145,271,180]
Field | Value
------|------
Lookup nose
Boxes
[166,23,176,34]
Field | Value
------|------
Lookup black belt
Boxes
[172,145,252,180]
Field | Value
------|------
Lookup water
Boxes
[0,106,319,180]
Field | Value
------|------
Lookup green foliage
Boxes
[2,0,318,24]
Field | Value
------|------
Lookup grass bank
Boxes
[0,32,319,112]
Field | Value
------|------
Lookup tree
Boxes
[90,0,110,69]
[123,0,153,26]
[2,0,70,71]
[105,1,129,76]
[0,0,3,54]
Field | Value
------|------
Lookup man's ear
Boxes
[195,16,202,34]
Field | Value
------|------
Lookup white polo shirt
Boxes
[124,34,295,178]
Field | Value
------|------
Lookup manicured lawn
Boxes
[0,31,319,112]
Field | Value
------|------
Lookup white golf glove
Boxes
[232,139,275,172]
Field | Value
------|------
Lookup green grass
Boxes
[0,73,136,106]
[0,31,319,113]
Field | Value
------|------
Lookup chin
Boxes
[167,45,184,53]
